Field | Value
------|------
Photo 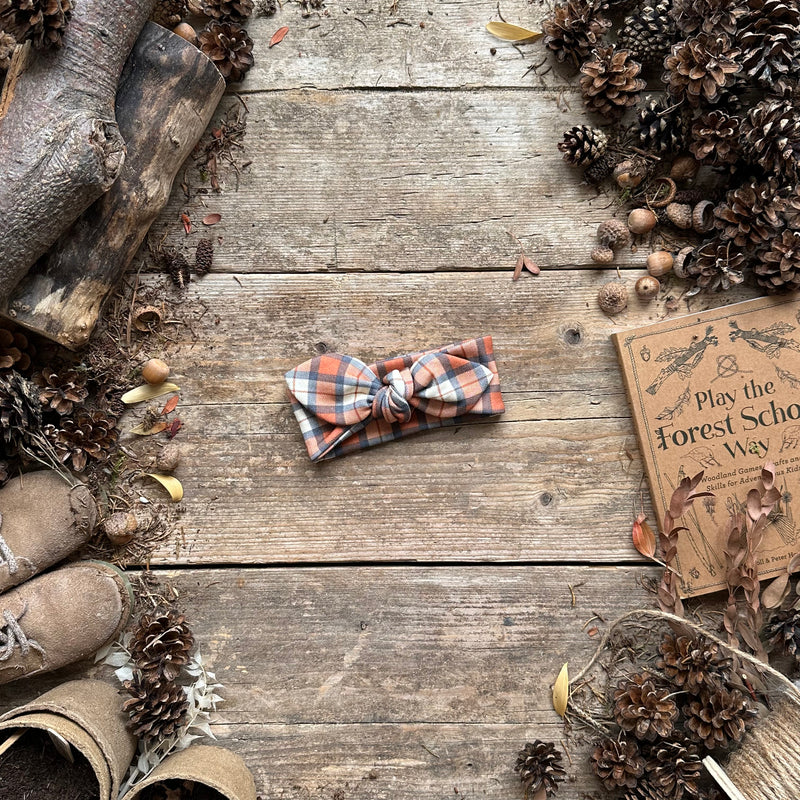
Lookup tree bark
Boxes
[0,0,155,302]
[2,22,226,348]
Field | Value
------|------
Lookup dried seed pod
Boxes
[647,250,674,276]
[142,359,170,385]
[133,306,163,333]
[613,158,648,189]
[673,245,695,279]
[591,246,615,265]
[628,208,657,234]
[104,512,138,546]
[692,200,715,233]
[597,282,628,315]
[156,442,182,473]
[666,202,693,229]
[669,154,699,183]
[636,275,660,300]
[598,219,631,249]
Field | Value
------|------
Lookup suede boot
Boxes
[0,560,133,685]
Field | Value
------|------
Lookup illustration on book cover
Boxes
[614,297,800,598]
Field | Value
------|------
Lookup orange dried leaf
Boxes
[161,395,179,415]
[632,515,656,559]
[512,254,524,281]
[522,255,540,276]
[129,421,169,436]
[202,213,221,226]
[181,212,191,234]
[270,26,289,47]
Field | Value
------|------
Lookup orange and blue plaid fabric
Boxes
[285,336,505,461]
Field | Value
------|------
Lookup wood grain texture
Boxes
[0,566,657,798]
[151,89,665,274]
[241,0,560,91]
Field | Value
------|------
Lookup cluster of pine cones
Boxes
[547,0,800,294]
[0,0,72,70]
[151,0,256,83]
[123,606,196,743]
[589,631,756,800]
[0,321,121,477]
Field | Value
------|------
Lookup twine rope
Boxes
[0,512,19,575]
[0,605,44,662]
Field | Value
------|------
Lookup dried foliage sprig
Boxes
[657,471,712,618]
[723,463,781,660]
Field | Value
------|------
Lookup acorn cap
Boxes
[122,744,256,800]
[0,679,136,800]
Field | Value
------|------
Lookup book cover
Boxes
[613,295,800,597]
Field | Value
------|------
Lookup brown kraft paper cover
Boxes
[613,295,800,597]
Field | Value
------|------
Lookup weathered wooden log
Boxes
[2,22,226,348]
[0,0,155,302]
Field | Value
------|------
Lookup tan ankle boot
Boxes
[0,470,97,593]
[0,560,132,685]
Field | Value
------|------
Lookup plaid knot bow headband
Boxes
[285,336,504,461]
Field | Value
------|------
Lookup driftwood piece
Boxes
[3,23,226,347]
[0,0,155,303]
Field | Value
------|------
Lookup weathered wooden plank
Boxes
[242,0,559,91]
[152,89,668,274]
[0,566,656,798]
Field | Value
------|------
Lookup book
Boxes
[613,294,800,598]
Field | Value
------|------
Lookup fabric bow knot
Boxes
[285,337,504,461]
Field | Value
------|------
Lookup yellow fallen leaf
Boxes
[485,21,542,42]
[121,383,180,405]
[144,473,184,502]
[552,662,569,718]
[129,421,169,436]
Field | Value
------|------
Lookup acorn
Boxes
[635,275,660,300]
[597,219,630,250]
[673,246,695,279]
[647,250,673,277]
[613,159,647,189]
[669,155,699,183]
[156,442,182,473]
[597,282,628,315]
[692,200,715,234]
[627,208,657,235]
[104,512,138,547]
[173,22,197,43]
[591,246,615,265]
[666,202,692,229]
[142,358,170,385]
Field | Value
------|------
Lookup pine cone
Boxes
[613,673,678,742]
[123,676,189,743]
[0,321,34,373]
[638,95,689,155]
[543,0,611,68]
[737,0,800,94]
[162,247,191,290]
[690,110,742,166]
[741,98,800,182]
[714,180,782,247]
[0,370,42,453]
[201,0,253,21]
[0,30,15,70]
[617,2,675,68]
[151,0,188,27]
[687,236,746,292]
[684,687,757,750]
[195,238,214,275]
[558,124,608,166]
[623,781,666,800]
[0,0,72,49]
[590,736,645,790]
[657,633,733,695]
[584,152,617,184]
[647,741,703,799]
[33,368,88,415]
[47,410,118,472]
[754,228,800,291]
[764,608,800,661]
[198,20,254,82]
[514,740,566,798]
[130,606,195,681]
[663,33,742,107]
[580,46,645,121]
[670,0,747,36]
